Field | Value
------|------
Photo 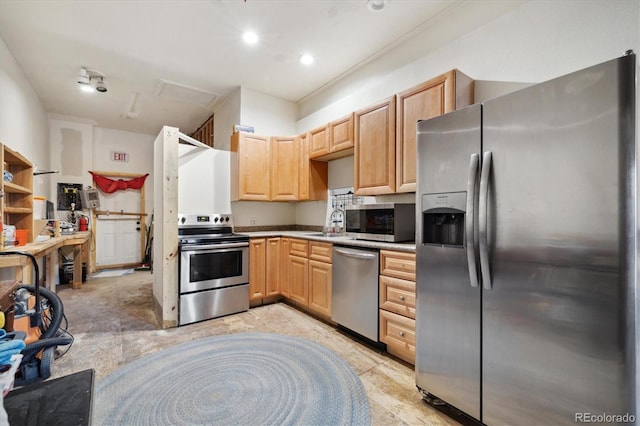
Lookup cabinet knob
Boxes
[399,295,405,301]
[399,331,405,337]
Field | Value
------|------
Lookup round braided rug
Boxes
[95,332,371,425]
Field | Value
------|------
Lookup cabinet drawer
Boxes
[379,310,415,364]
[289,239,309,257]
[379,275,415,319]
[380,250,416,281]
[309,241,332,263]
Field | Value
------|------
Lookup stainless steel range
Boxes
[178,213,249,326]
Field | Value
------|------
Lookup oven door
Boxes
[179,242,249,293]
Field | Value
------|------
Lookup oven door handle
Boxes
[181,242,249,251]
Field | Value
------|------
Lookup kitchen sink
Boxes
[305,232,348,238]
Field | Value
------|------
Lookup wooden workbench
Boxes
[0,232,91,292]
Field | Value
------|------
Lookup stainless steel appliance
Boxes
[415,52,637,424]
[345,203,415,242]
[178,213,249,326]
[331,246,379,341]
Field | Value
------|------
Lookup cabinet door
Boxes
[271,136,299,201]
[265,238,280,296]
[231,132,270,201]
[289,255,308,306]
[279,238,291,297]
[329,113,354,154]
[396,71,455,193]
[298,134,328,202]
[249,238,266,301]
[308,125,329,159]
[308,259,332,318]
[298,134,310,201]
[354,96,396,195]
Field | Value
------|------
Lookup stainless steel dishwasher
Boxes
[331,245,379,341]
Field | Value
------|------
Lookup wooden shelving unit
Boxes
[1,143,34,244]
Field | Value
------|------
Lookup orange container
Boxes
[15,229,28,246]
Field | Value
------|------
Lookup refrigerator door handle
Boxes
[466,153,480,288]
[479,151,492,290]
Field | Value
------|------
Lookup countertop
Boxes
[237,231,416,253]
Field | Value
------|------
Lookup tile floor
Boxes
[52,271,459,425]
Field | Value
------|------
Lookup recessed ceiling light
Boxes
[243,31,258,44]
[300,54,314,65]
[367,0,386,12]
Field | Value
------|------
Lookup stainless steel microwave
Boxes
[345,203,416,242]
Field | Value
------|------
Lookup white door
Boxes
[95,189,142,267]
[96,217,140,266]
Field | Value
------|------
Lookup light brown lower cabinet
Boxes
[249,238,267,301]
[285,239,333,320]
[279,238,290,297]
[288,254,309,305]
[308,259,331,318]
[265,238,280,296]
[250,237,281,302]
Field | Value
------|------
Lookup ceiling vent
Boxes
[155,79,219,108]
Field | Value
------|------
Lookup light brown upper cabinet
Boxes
[354,96,396,195]
[308,125,329,159]
[231,132,271,201]
[270,136,299,201]
[298,133,328,201]
[329,113,354,154]
[396,70,474,192]
[309,113,355,161]
[233,132,325,202]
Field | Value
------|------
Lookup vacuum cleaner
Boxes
[0,251,73,386]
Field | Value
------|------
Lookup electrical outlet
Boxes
[250,217,257,225]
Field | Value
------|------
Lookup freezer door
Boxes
[481,54,635,425]
[415,104,482,420]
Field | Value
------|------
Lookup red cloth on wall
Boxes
[89,171,149,193]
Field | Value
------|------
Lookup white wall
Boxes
[0,36,50,198]
[213,87,241,151]
[48,117,94,221]
[232,201,296,228]
[297,0,639,131]
[240,87,297,136]
[178,144,230,214]
[92,127,155,216]
[49,118,155,222]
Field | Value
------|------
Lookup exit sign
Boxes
[112,151,129,163]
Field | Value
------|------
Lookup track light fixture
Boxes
[77,68,107,93]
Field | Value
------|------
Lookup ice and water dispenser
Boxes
[421,192,467,247]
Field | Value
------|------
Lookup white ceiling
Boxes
[0,0,507,136]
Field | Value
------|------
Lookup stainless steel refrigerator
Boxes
[415,52,637,425]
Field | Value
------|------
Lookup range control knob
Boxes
[225,217,230,222]
[214,217,219,222]
[180,217,186,224]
